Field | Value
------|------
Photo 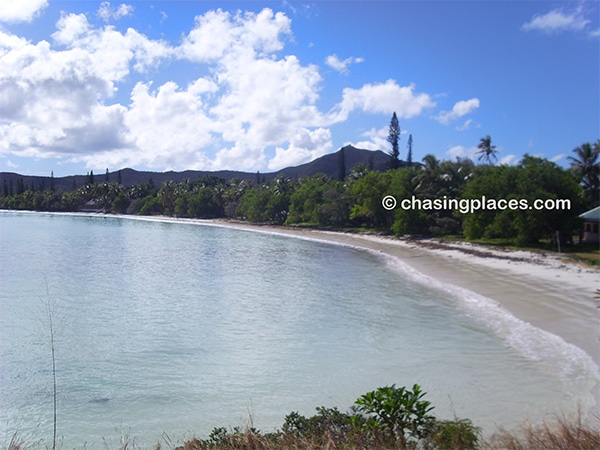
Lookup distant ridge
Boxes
[0,146,404,191]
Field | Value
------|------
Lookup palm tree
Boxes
[476,135,498,165]
[568,141,600,207]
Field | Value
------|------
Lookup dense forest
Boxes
[1,134,598,247]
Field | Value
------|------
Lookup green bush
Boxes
[354,384,436,447]
[428,418,481,450]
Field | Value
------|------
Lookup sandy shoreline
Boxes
[106,213,599,365]
[4,210,600,421]
[205,220,599,361]
[194,218,600,421]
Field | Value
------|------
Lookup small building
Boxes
[578,206,600,244]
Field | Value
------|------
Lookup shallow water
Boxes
[0,212,597,448]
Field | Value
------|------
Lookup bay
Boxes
[0,212,596,448]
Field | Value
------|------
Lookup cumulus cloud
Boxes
[180,8,291,63]
[268,128,332,170]
[0,31,125,159]
[522,7,590,34]
[52,13,173,80]
[0,0,47,23]
[325,54,364,74]
[0,7,439,172]
[353,127,389,151]
[0,12,171,163]
[332,79,435,122]
[97,2,134,22]
[435,98,480,125]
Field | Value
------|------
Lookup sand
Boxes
[207,221,599,364]
[44,212,600,418]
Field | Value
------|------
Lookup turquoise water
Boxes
[0,212,597,448]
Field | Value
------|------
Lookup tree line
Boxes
[1,126,598,247]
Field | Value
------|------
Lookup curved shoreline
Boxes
[3,211,599,422]
[10,210,598,365]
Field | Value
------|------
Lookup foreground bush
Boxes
[178,385,481,450]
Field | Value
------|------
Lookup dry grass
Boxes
[485,415,600,450]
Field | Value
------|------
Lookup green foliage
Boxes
[138,195,162,215]
[0,148,591,249]
[282,407,354,444]
[286,175,327,225]
[429,418,481,450]
[354,384,435,446]
[568,140,599,208]
[174,384,483,450]
[350,171,393,228]
[462,156,585,245]
[388,112,401,169]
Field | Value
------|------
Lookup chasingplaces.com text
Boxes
[381,195,571,214]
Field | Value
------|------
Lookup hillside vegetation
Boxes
[1,139,598,247]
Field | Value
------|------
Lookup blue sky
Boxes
[0,0,598,177]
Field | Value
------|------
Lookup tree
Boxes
[407,134,413,167]
[387,112,401,169]
[568,141,599,207]
[462,156,584,245]
[476,135,498,165]
[355,384,435,447]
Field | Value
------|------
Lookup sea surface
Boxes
[0,211,597,448]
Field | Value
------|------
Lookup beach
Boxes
[2,211,599,443]
[199,219,600,421]
[125,215,599,368]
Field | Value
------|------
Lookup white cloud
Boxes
[325,54,364,74]
[97,2,134,22]
[0,7,441,173]
[0,0,47,23]
[268,128,332,170]
[436,98,480,125]
[550,153,566,163]
[353,127,389,151]
[446,145,476,159]
[180,8,291,63]
[522,8,590,34]
[456,119,473,131]
[52,13,173,80]
[119,80,216,169]
[499,154,519,166]
[0,31,124,159]
[332,79,435,122]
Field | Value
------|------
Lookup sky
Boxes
[0,0,598,177]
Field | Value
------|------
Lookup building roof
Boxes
[578,206,600,222]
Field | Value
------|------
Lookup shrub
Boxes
[354,384,435,447]
[428,418,481,450]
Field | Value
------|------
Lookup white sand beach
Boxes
[198,219,600,422]
[207,221,599,364]
[81,213,600,421]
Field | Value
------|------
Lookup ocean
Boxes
[0,211,597,448]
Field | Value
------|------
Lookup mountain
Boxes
[0,146,403,192]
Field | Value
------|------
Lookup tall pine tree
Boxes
[387,112,401,169]
[407,134,413,167]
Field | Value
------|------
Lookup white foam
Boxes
[377,252,600,417]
